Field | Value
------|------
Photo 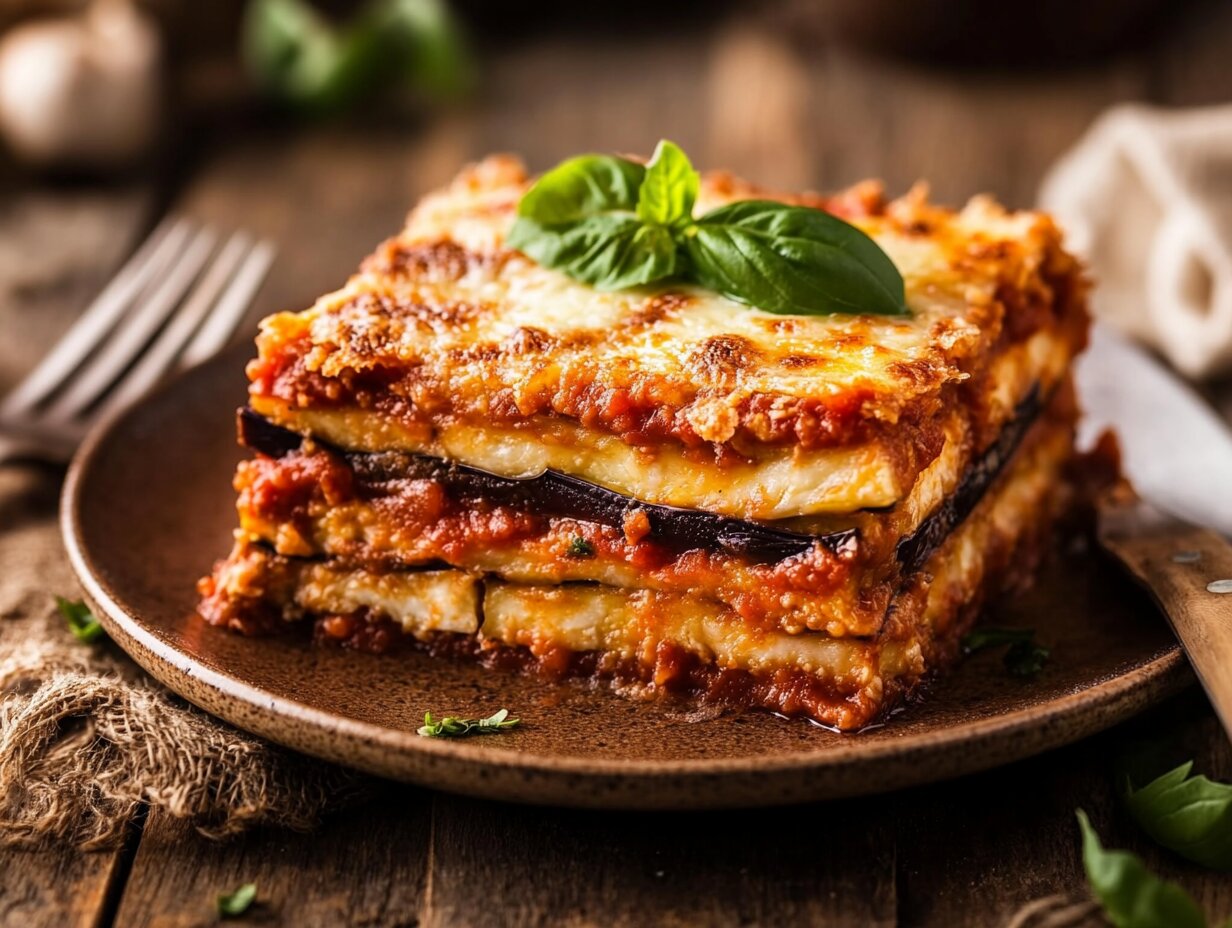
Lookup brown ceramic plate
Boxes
[61,345,1190,809]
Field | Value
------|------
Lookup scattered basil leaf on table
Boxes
[960,626,1049,677]
[217,882,258,918]
[1077,810,1210,928]
[418,708,521,738]
[509,140,908,317]
[55,596,105,644]
[1124,761,1232,871]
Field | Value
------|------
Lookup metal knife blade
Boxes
[1076,323,1232,537]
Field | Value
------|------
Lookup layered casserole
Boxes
[199,154,1088,730]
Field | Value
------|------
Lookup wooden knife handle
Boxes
[1099,503,1232,735]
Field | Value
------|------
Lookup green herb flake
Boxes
[1004,639,1051,677]
[961,625,1049,677]
[1124,761,1232,871]
[567,536,595,558]
[55,596,105,644]
[217,882,258,919]
[1077,809,1209,928]
[509,140,908,318]
[418,708,520,738]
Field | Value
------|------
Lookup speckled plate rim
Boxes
[59,365,1193,809]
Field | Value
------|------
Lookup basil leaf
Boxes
[1077,809,1208,928]
[684,200,907,317]
[508,215,678,291]
[243,0,349,111]
[515,155,645,225]
[377,0,474,101]
[637,140,699,229]
[1125,762,1232,871]
[243,0,471,115]
[510,143,909,318]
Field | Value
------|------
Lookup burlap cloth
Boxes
[0,462,362,848]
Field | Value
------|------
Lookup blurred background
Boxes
[2,0,1232,404]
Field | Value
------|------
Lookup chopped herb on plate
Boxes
[960,625,1049,677]
[418,708,521,738]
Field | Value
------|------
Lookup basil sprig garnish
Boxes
[507,140,908,317]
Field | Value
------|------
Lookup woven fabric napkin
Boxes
[1040,103,1232,379]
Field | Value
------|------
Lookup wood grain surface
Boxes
[5,2,1232,925]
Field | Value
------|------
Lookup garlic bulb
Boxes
[0,0,161,168]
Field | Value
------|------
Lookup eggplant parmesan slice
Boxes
[201,155,1092,729]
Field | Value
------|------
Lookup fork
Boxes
[0,216,275,464]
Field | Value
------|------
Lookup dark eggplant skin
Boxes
[895,385,1040,574]
[237,408,847,561]
[238,387,1040,568]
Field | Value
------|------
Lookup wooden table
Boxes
[5,6,1232,925]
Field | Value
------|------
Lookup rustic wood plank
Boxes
[0,842,131,928]
[113,796,431,927]
[422,793,895,928]
[896,735,1106,927]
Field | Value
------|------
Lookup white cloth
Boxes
[1039,103,1232,379]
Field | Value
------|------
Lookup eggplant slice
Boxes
[237,386,1040,569]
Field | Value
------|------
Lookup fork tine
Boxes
[42,226,218,423]
[178,238,275,369]
[0,216,191,419]
[90,233,255,422]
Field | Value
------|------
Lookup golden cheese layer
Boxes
[247,155,1088,517]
